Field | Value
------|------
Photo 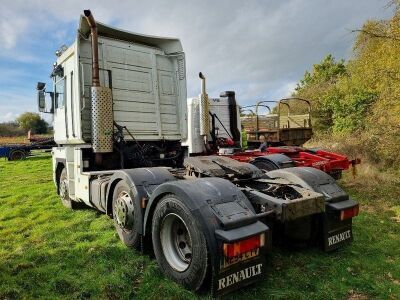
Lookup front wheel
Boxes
[112,180,141,250]
[59,168,79,209]
[152,194,208,291]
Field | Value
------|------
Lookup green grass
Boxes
[0,154,399,299]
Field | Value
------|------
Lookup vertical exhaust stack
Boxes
[198,72,209,145]
[84,10,114,161]
[220,91,241,146]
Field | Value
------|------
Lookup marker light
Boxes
[223,233,265,258]
[340,205,359,220]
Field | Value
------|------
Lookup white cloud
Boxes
[0,0,394,116]
[273,81,298,99]
[0,90,36,122]
[0,112,17,122]
[0,9,28,49]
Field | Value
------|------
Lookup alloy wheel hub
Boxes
[60,180,68,200]
[160,213,192,272]
[114,191,135,230]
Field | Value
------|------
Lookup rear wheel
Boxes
[152,194,208,291]
[59,168,79,209]
[112,180,141,250]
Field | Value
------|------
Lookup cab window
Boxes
[55,77,65,109]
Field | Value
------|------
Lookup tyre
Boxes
[59,168,79,209]
[8,149,26,161]
[112,180,141,250]
[152,194,208,291]
[251,159,279,172]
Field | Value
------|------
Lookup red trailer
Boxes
[220,146,360,180]
[184,74,360,179]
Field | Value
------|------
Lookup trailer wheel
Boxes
[59,168,78,209]
[152,194,208,291]
[8,149,26,161]
[112,180,141,250]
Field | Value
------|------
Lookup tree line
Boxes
[293,4,400,167]
[0,112,50,137]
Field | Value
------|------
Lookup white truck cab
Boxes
[37,13,188,205]
[42,16,187,146]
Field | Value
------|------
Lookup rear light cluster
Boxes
[340,205,359,220]
[223,233,265,258]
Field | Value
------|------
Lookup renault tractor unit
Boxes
[36,10,358,295]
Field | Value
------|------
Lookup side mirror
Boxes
[38,90,46,112]
[36,82,54,114]
[36,82,46,91]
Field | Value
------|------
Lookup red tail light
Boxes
[223,234,265,258]
[340,205,359,220]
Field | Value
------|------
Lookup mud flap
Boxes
[213,222,268,296]
[322,199,357,251]
[214,255,266,295]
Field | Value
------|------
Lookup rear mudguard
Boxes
[252,153,295,170]
[266,167,347,201]
[105,167,176,234]
[143,177,269,295]
[266,167,358,251]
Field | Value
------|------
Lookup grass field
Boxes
[0,154,399,299]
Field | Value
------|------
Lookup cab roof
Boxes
[78,15,183,54]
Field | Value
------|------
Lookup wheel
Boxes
[112,180,141,250]
[251,159,279,172]
[59,168,79,209]
[152,194,208,291]
[8,149,26,161]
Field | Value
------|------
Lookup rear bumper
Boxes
[275,199,358,251]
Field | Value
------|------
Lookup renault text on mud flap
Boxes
[218,263,263,290]
[221,248,259,268]
[328,230,351,246]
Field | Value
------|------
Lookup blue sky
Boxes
[0,0,394,123]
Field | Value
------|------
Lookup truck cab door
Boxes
[53,76,68,143]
